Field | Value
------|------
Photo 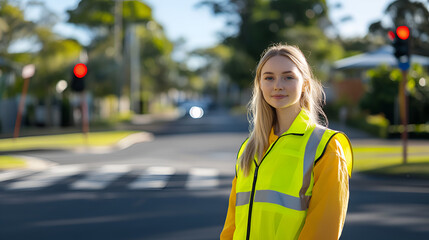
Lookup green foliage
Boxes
[31,36,82,98]
[0,0,36,56]
[66,0,178,108]
[200,0,342,89]
[360,65,399,122]
[339,36,385,58]
[67,0,152,28]
[223,49,256,89]
[360,64,429,125]
[0,1,83,99]
[347,112,390,138]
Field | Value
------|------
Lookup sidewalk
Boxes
[329,121,429,146]
[329,121,373,139]
[0,111,180,139]
[0,112,179,170]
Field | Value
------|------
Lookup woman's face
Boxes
[259,55,304,111]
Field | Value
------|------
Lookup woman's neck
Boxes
[274,106,301,136]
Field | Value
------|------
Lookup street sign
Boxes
[22,64,35,79]
[398,60,410,72]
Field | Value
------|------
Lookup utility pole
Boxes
[128,24,141,114]
[14,64,35,139]
[114,0,123,114]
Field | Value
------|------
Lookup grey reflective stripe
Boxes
[299,125,326,209]
[254,190,305,211]
[237,190,308,211]
[236,190,305,210]
[236,191,251,206]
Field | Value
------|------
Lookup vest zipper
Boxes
[246,164,259,240]
[245,135,286,240]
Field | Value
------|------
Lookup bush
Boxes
[348,113,389,138]
[388,124,429,139]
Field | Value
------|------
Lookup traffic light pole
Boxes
[81,91,89,138]
[389,25,410,165]
[399,70,408,164]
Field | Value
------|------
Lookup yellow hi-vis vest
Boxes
[234,110,353,240]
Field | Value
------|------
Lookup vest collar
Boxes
[279,109,312,136]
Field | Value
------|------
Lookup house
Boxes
[330,45,429,105]
[0,57,18,134]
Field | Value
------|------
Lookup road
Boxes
[0,110,247,240]
[0,109,428,239]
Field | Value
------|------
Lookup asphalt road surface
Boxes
[1,109,428,239]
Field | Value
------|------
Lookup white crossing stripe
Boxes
[70,165,130,190]
[128,166,175,189]
[0,170,36,182]
[186,168,219,189]
[6,165,84,190]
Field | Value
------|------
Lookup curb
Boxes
[1,132,154,171]
[7,155,58,171]
[72,131,154,154]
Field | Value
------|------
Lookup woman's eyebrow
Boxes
[263,71,294,75]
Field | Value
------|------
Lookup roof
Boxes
[334,46,429,70]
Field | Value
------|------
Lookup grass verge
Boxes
[0,156,27,169]
[360,162,429,179]
[353,145,429,179]
[0,131,139,152]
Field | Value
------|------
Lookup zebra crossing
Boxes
[128,166,175,189]
[0,164,228,192]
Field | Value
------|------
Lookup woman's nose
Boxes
[274,78,283,90]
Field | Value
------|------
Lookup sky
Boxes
[12,0,426,55]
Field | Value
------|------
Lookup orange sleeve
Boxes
[220,176,237,240]
[298,134,351,240]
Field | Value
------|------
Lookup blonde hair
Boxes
[239,44,327,176]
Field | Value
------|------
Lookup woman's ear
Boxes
[302,81,307,93]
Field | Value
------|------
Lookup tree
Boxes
[198,0,343,90]
[0,0,36,56]
[1,0,83,99]
[67,0,152,28]
[360,65,399,122]
[67,0,180,114]
[360,64,429,124]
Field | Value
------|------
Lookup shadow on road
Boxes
[343,173,429,239]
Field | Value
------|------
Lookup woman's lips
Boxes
[272,95,286,99]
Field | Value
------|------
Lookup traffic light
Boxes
[389,26,410,61]
[71,63,87,92]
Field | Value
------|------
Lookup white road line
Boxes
[6,165,84,190]
[186,168,219,189]
[0,170,37,182]
[70,165,130,190]
[128,166,175,189]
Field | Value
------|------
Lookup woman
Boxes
[220,44,353,240]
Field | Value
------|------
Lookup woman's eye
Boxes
[265,76,274,81]
[284,76,294,80]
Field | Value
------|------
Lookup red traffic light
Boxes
[396,26,410,40]
[73,63,87,78]
[388,31,395,41]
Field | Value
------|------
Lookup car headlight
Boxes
[189,106,204,119]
